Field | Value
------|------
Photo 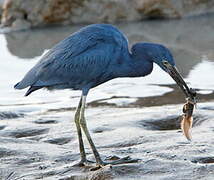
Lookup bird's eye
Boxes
[162,60,169,65]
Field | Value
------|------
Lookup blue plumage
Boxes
[14,24,175,96]
[15,24,194,167]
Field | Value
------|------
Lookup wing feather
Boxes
[14,24,128,91]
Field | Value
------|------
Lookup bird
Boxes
[14,24,193,167]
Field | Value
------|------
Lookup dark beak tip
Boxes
[164,62,197,101]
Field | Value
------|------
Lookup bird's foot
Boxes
[73,159,95,167]
[90,156,140,171]
[104,155,140,165]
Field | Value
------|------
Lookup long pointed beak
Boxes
[162,61,196,101]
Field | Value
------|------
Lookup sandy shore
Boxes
[1,101,214,179]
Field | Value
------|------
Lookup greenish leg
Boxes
[74,97,87,164]
[79,95,105,166]
[78,95,140,168]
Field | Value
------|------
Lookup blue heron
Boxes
[14,24,194,167]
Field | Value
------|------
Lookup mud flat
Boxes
[0,101,214,179]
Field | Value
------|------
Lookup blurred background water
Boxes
[1,14,214,114]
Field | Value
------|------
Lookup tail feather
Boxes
[14,82,22,89]
[25,86,43,96]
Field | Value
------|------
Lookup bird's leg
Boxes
[79,95,105,166]
[74,97,86,164]
[79,95,140,169]
[73,97,94,166]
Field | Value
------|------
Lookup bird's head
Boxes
[131,42,196,100]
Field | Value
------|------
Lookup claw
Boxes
[108,156,140,165]
[90,165,104,171]
[74,156,139,171]
[72,159,95,167]
[90,156,140,171]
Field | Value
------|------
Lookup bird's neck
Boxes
[114,52,153,78]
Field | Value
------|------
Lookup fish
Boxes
[181,99,195,141]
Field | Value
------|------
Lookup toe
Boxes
[72,159,95,167]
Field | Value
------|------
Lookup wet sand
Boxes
[1,14,214,179]
[1,102,214,179]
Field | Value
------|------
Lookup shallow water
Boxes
[0,14,214,179]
